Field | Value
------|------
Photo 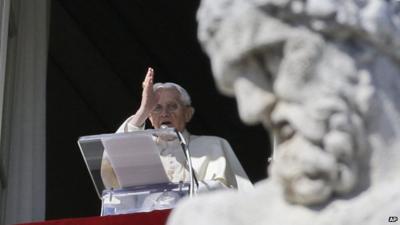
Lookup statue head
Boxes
[197,0,400,205]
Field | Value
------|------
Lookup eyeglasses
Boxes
[151,103,184,114]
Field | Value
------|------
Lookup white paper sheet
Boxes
[102,133,170,188]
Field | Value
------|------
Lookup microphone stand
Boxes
[175,129,199,197]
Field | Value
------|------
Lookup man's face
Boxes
[149,88,193,132]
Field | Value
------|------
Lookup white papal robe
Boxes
[101,115,253,192]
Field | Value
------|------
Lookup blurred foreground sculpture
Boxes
[168,0,400,224]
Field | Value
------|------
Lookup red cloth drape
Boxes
[16,209,171,225]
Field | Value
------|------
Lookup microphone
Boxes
[157,125,199,196]
[157,125,177,141]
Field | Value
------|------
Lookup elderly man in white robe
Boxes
[101,67,253,195]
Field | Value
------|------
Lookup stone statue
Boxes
[167,0,400,224]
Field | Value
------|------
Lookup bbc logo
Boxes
[389,216,398,222]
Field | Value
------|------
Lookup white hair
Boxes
[153,82,192,106]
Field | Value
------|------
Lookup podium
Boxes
[77,128,190,215]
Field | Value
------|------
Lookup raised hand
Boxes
[129,67,159,127]
[139,67,158,114]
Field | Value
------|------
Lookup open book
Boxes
[102,132,170,188]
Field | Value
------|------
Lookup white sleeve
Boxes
[219,138,254,192]
[116,115,145,133]
[197,179,228,193]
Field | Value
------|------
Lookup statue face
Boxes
[230,34,370,205]
[197,0,378,205]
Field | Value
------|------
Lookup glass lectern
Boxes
[77,128,189,216]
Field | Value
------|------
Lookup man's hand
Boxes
[127,67,159,127]
[139,67,158,115]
